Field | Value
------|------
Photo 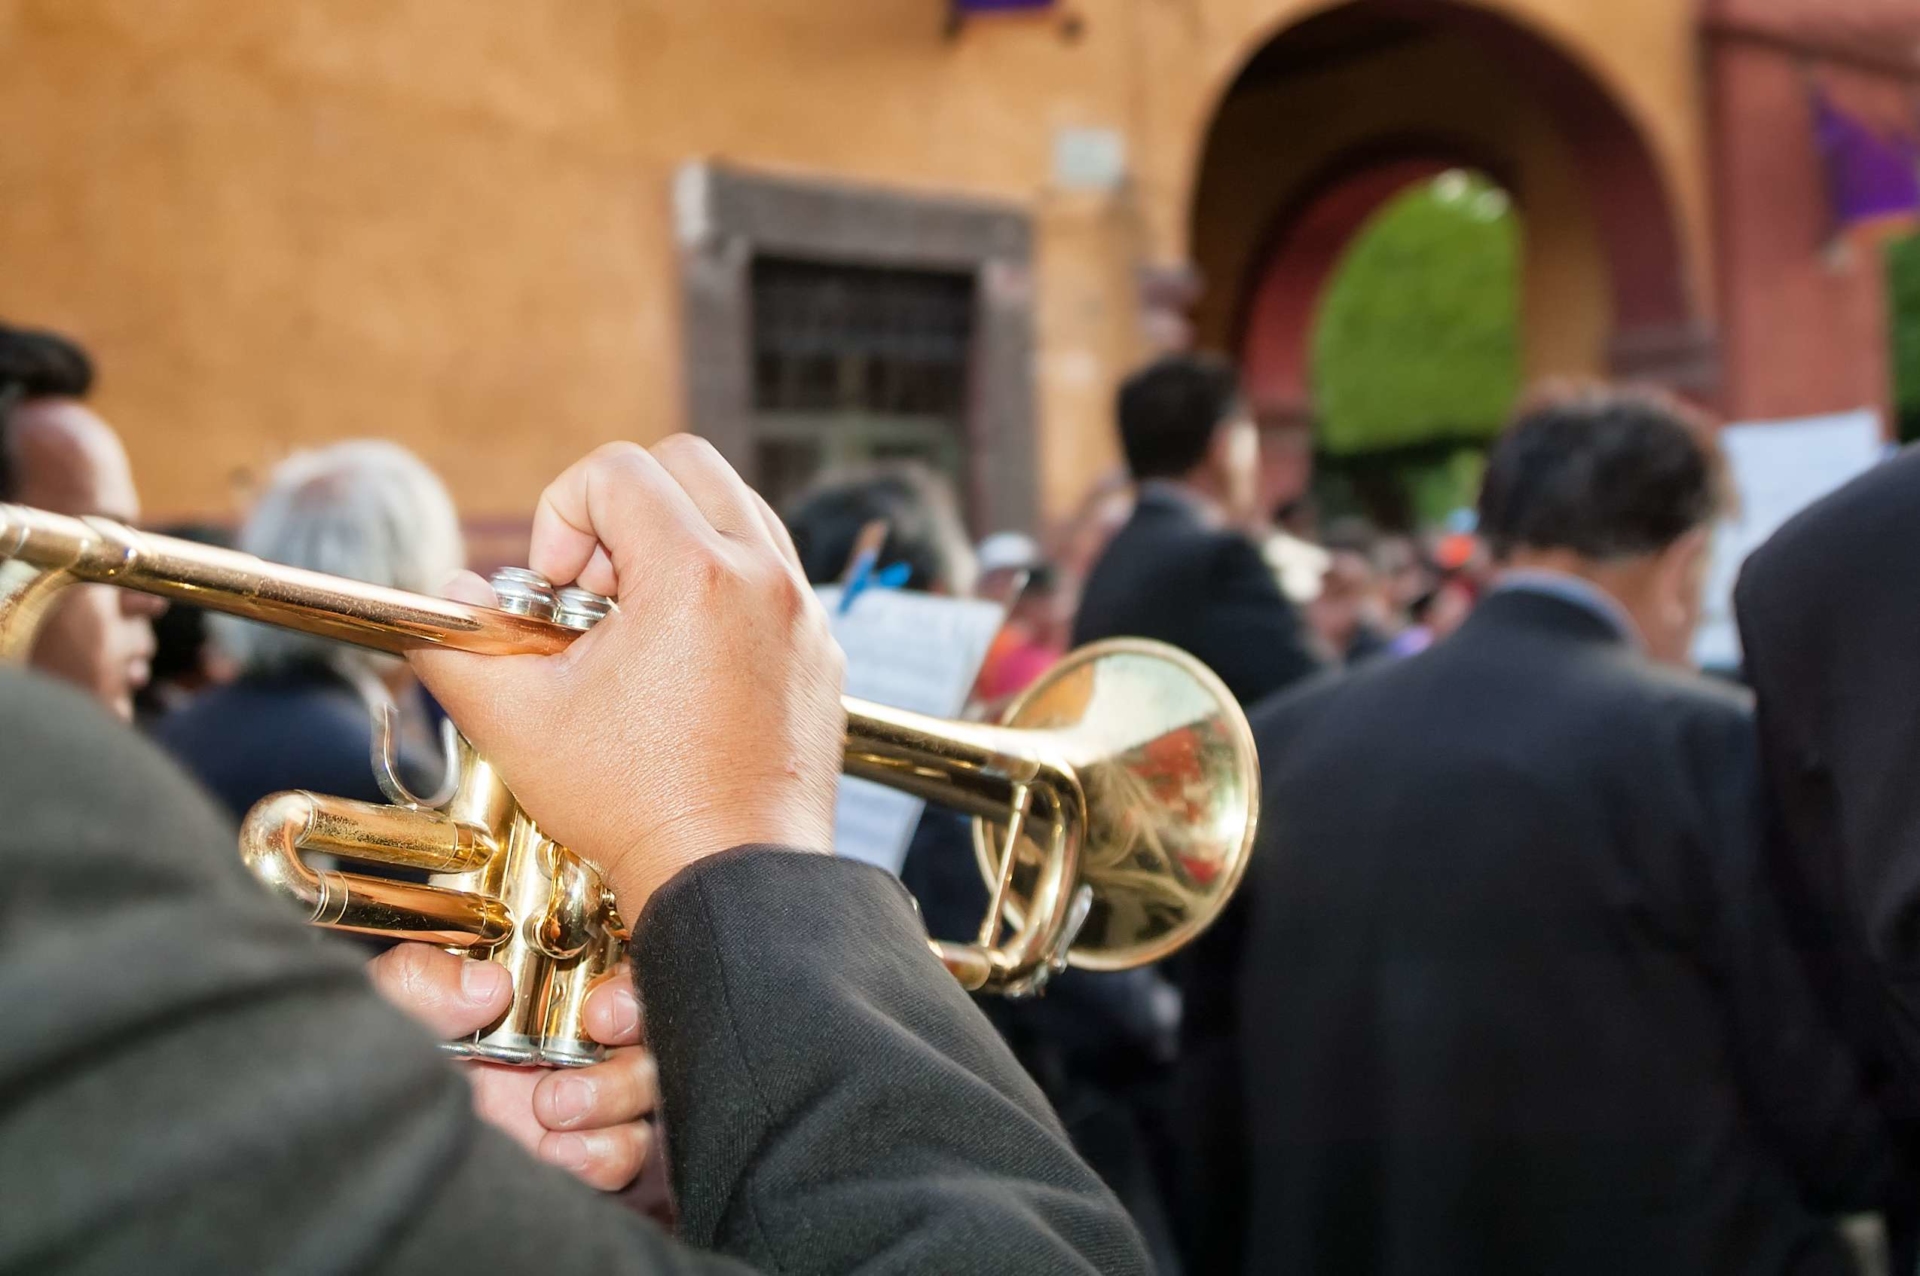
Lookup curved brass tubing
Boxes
[240,792,512,948]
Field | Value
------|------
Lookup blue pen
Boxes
[839,548,878,615]
[839,559,911,615]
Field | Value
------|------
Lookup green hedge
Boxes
[1307,171,1522,523]
[1890,233,1920,443]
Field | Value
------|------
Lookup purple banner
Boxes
[1813,91,1920,234]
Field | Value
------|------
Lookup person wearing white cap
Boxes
[973,531,1065,704]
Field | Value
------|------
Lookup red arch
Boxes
[1238,151,1472,416]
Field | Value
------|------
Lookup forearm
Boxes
[637,847,1152,1276]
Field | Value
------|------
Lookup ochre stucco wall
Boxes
[0,0,1702,530]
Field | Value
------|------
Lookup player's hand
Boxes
[411,436,845,909]
[369,943,655,1191]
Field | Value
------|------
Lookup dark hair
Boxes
[0,323,95,500]
[133,524,234,720]
[1477,384,1724,561]
[1117,354,1242,480]
[784,466,971,593]
[0,324,94,402]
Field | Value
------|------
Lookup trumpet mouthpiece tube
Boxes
[0,503,573,658]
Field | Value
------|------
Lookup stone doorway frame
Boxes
[676,161,1038,534]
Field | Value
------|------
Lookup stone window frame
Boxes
[676,161,1038,534]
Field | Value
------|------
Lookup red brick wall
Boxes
[1708,30,1915,428]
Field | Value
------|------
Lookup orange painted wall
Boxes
[0,0,1702,529]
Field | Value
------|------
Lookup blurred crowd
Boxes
[5,317,1913,1276]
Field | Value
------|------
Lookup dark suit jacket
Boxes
[1071,487,1320,708]
[901,811,1181,1272]
[0,669,1149,1275]
[1208,589,1895,1276]
[1736,449,1920,1237]
[151,662,437,821]
[1072,486,1319,1273]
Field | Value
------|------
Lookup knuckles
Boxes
[592,444,657,493]
[555,441,649,505]
[589,439,649,466]
[379,941,444,1004]
[369,943,500,1033]
[760,558,809,622]
[651,433,722,469]
[674,537,810,618]
[679,546,745,602]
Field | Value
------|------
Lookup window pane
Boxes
[755,437,824,509]
[751,257,974,417]
[749,256,976,514]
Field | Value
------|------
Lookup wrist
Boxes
[599,808,833,917]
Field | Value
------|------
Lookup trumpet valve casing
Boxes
[410,570,628,1068]
[226,566,629,1068]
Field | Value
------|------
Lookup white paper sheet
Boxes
[1693,410,1887,669]
[817,585,1005,872]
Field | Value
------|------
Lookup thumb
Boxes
[369,943,513,1039]
[408,571,552,756]
[439,569,499,610]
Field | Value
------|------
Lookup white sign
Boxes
[1052,127,1127,192]
[671,162,712,249]
[1693,409,1886,669]
[817,586,1005,872]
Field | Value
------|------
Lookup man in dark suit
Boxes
[0,437,1150,1275]
[1735,446,1920,1265]
[1072,354,1321,706]
[1207,389,1898,1275]
[1072,355,1322,1273]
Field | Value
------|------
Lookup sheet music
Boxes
[816,585,1005,872]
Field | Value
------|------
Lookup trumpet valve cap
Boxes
[553,586,614,631]
[489,567,556,620]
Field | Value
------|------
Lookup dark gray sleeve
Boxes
[635,847,1153,1276]
[0,670,1146,1275]
[0,670,752,1276]
[1686,701,1905,1214]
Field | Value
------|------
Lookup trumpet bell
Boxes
[972,638,1258,973]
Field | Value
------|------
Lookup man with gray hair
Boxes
[151,439,464,819]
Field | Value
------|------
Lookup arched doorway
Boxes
[1311,167,1524,526]
[1189,0,1714,523]
[1238,151,1472,419]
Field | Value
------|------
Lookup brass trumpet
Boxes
[0,503,1259,1066]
